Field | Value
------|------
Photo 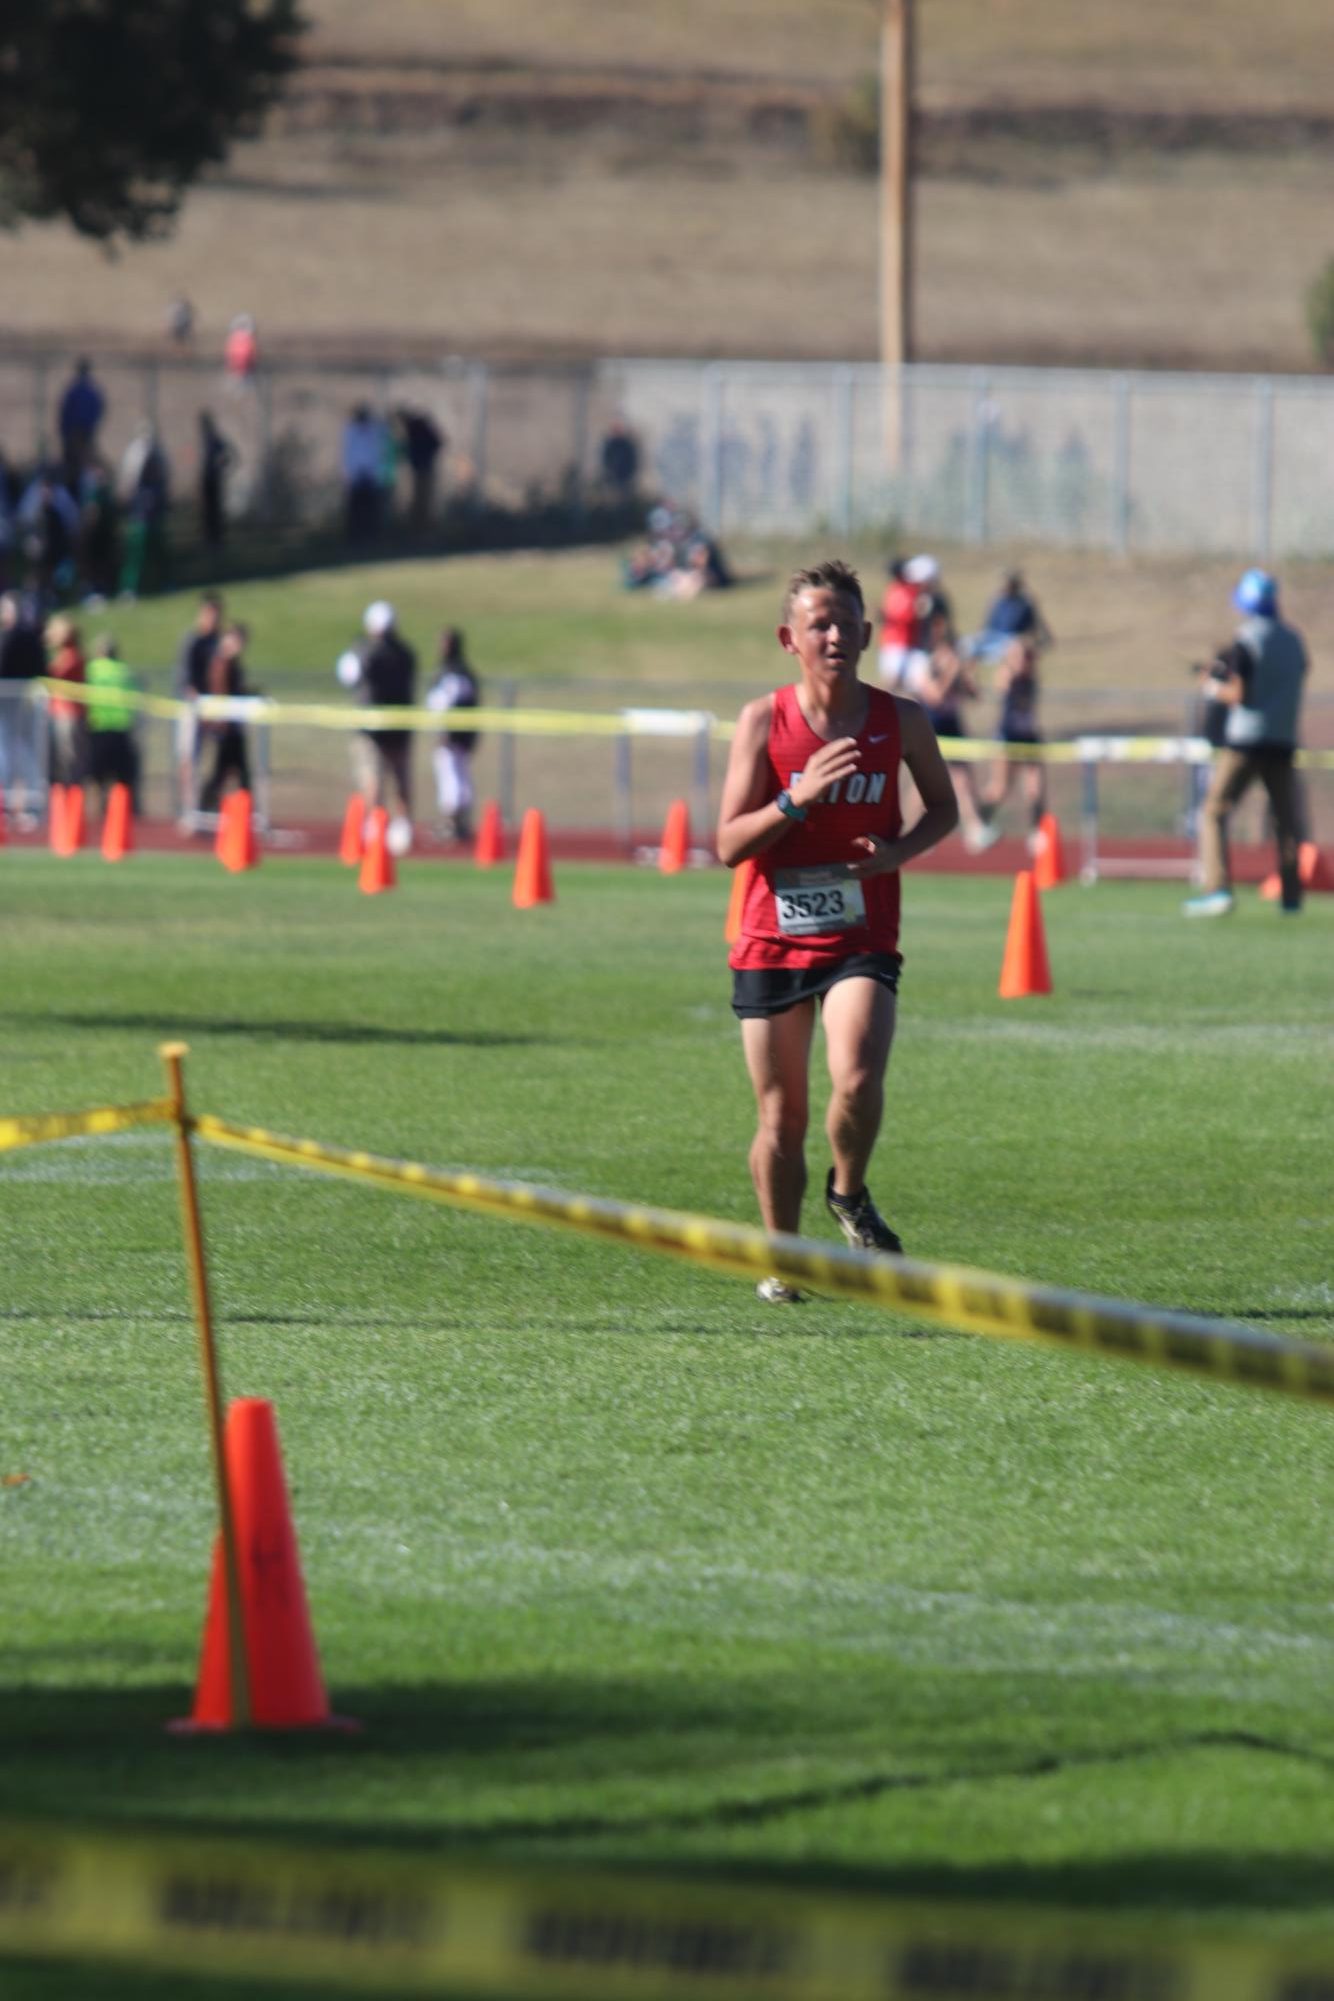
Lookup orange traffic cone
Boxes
[1259,841,1334,899]
[65,785,86,853]
[48,783,67,853]
[216,790,259,872]
[474,799,505,867]
[173,1398,356,1733]
[724,858,754,943]
[998,869,1052,998]
[358,805,396,893]
[659,798,690,874]
[50,783,85,857]
[101,783,133,862]
[338,793,365,868]
[1032,811,1066,890]
[512,807,554,908]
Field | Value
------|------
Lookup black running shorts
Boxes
[731,951,902,1019]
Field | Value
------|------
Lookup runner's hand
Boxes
[847,833,898,877]
[791,736,860,809]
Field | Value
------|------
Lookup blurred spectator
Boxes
[426,626,480,843]
[77,461,120,604]
[983,636,1046,840]
[117,424,170,599]
[343,404,388,546]
[336,600,416,838]
[198,622,253,813]
[621,506,730,597]
[44,613,87,785]
[174,592,224,825]
[18,473,78,603]
[897,561,999,854]
[396,407,445,536]
[224,314,259,386]
[1185,568,1309,917]
[166,294,195,347]
[198,410,236,552]
[622,533,678,590]
[84,634,142,815]
[58,360,106,476]
[0,591,46,827]
[661,533,732,600]
[965,567,1053,664]
[877,555,929,690]
[599,418,640,500]
[0,451,18,591]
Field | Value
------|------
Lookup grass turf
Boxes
[2,851,1333,1995]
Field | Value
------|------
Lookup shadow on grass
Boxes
[3,1678,1333,1915]
[0,1009,551,1051]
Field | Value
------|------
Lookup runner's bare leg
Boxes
[821,977,897,1199]
[741,1002,816,1234]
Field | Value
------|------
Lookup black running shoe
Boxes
[825,1168,903,1255]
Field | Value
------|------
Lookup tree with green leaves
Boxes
[0,0,304,244]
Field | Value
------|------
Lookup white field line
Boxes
[0,1130,283,1185]
[912,1020,1334,1055]
[314,1533,1334,1678]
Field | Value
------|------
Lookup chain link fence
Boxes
[5,351,1334,558]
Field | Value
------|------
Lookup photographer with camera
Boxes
[1184,569,1308,918]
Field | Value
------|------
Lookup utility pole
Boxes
[880,0,914,464]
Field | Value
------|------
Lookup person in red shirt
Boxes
[44,613,87,786]
[877,556,923,689]
[717,559,958,1302]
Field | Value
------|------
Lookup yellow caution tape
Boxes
[36,680,709,738]
[0,1817,1328,2000]
[192,1115,1334,1409]
[0,1099,174,1154]
[33,682,1334,764]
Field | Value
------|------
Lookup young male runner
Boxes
[717,559,959,1302]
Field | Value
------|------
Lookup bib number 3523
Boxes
[774,867,866,937]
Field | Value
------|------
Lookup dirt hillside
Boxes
[5,4,1334,373]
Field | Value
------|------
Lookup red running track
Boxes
[2,814,1280,881]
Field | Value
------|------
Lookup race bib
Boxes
[774,866,866,937]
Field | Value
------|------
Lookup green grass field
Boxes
[3,845,1333,1997]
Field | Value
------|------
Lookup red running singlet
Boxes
[729,684,903,971]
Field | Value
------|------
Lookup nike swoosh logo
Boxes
[868,732,889,743]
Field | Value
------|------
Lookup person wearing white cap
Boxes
[335,602,417,852]
[877,554,938,695]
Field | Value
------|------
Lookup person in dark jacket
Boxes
[336,600,417,845]
[198,622,254,814]
[1184,569,1309,917]
[198,411,235,552]
[396,408,445,536]
[425,626,481,842]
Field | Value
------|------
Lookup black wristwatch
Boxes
[775,788,807,823]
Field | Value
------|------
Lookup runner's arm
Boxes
[848,698,959,876]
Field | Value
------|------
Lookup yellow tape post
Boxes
[0,1099,174,1155]
[191,1115,1334,1410]
[0,1818,1329,2001]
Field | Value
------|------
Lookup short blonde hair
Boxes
[782,559,864,622]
